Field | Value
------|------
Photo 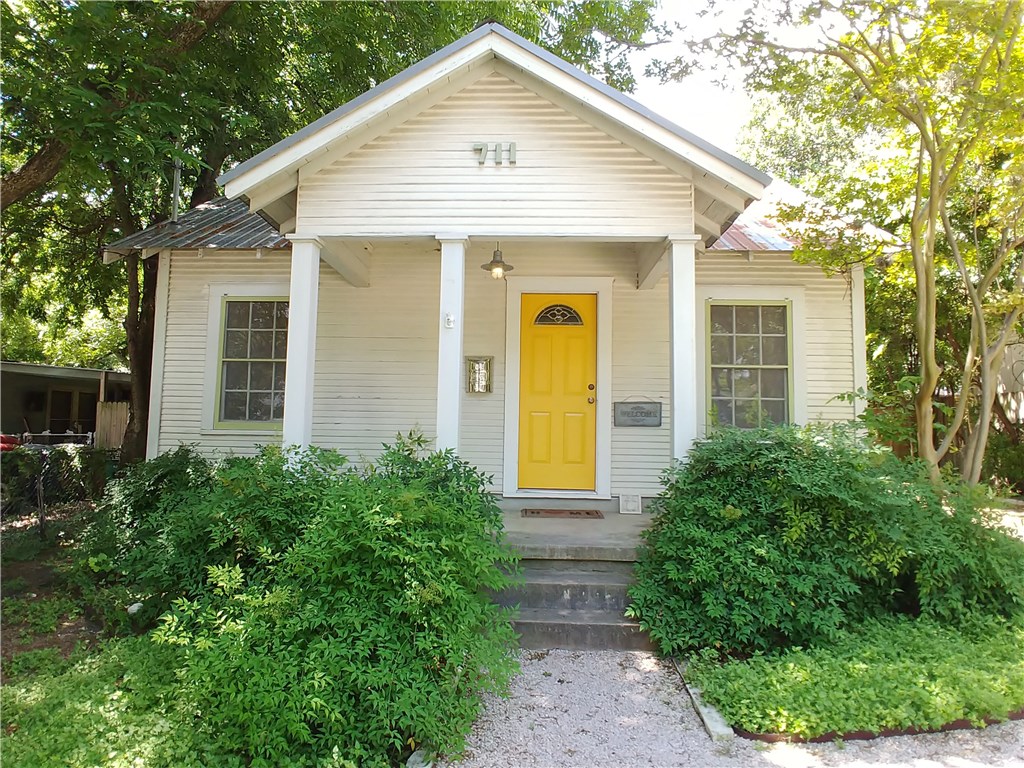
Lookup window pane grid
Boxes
[220,300,288,424]
[709,303,791,428]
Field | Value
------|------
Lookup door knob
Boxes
[588,397,595,404]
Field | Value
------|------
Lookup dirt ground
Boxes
[1,505,101,673]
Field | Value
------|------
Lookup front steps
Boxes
[495,542,653,651]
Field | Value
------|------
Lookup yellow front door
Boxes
[518,293,597,490]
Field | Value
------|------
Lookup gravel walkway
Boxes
[442,650,1024,768]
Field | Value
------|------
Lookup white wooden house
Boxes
[105,23,866,504]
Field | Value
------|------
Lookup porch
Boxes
[280,235,702,501]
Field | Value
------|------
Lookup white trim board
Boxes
[145,250,171,458]
[851,265,868,418]
[201,280,291,434]
[502,276,614,499]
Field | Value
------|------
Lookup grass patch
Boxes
[0,637,207,768]
[687,616,1024,739]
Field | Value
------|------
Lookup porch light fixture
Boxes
[481,242,513,280]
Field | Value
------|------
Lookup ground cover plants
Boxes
[628,424,1024,738]
[687,616,1024,740]
[1,437,519,767]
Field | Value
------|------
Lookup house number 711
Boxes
[473,142,517,166]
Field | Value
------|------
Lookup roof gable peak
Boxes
[218,22,769,229]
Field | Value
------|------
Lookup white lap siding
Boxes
[297,71,694,239]
[309,243,439,460]
[157,249,291,456]
[458,242,671,496]
[156,246,856,495]
[157,245,439,461]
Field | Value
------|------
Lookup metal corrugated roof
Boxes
[0,361,131,381]
[710,198,798,252]
[218,22,771,189]
[103,197,289,259]
[710,181,803,252]
[710,180,901,253]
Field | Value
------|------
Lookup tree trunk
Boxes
[120,253,158,463]
[911,204,942,482]
[190,133,228,208]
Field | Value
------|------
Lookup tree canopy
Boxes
[673,0,1023,483]
[0,0,666,457]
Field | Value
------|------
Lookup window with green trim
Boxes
[708,302,791,428]
[218,299,288,424]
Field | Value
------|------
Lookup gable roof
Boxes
[217,22,771,237]
[219,23,768,190]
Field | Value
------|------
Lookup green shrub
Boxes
[1,447,44,515]
[983,429,1024,494]
[72,445,218,628]
[156,439,519,767]
[77,445,354,629]
[627,425,1024,655]
[687,616,1024,739]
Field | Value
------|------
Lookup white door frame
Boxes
[502,276,614,499]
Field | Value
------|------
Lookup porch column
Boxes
[668,236,702,460]
[435,237,467,452]
[282,236,322,448]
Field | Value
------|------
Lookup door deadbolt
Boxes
[588,383,595,390]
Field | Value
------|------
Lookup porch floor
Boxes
[501,509,652,561]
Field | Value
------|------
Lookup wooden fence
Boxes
[95,401,129,449]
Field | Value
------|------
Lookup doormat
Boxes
[521,509,604,519]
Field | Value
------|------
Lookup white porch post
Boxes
[282,236,322,448]
[668,236,701,460]
[435,237,467,452]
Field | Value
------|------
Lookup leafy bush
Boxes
[687,616,1024,739]
[75,436,519,766]
[983,429,1024,494]
[72,445,218,628]
[627,425,1024,655]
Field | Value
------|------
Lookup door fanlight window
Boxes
[535,304,584,326]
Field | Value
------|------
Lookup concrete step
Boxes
[496,569,634,611]
[513,557,637,576]
[514,607,653,651]
[509,539,639,562]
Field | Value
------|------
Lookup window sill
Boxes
[200,428,283,437]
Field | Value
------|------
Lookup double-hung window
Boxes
[708,302,792,428]
[217,298,288,426]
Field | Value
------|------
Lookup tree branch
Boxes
[0,0,235,212]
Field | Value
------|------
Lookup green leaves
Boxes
[689,616,1024,739]
[628,425,1024,657]
[74,436,520,766]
